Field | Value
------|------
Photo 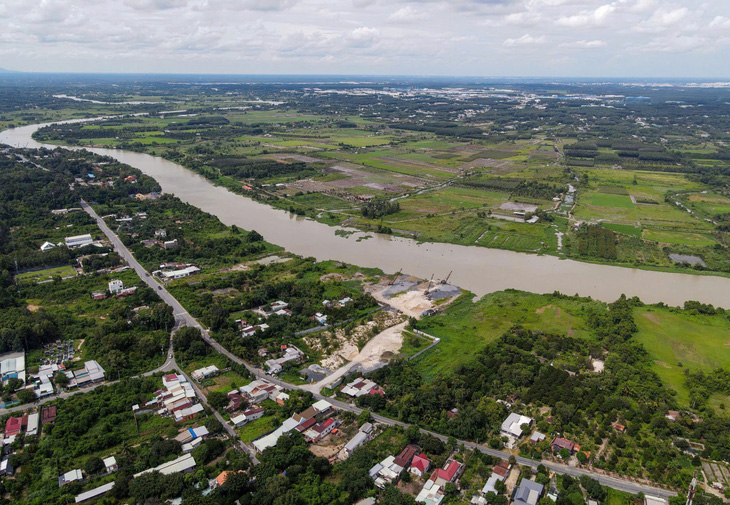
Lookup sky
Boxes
[1,0,729,77]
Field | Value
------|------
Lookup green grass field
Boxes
[238,415,279,443]
[642,230,716,246]
[413,291,594,380]
[590,194,635,208]
[634,307,730,406]
[603,223,642,237]
[16,265,77,283]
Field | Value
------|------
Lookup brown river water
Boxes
[4,120,730,307]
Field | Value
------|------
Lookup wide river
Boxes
[4,120,730,307]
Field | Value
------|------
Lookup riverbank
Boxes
[4,121,730,308]
[35,131,730,281]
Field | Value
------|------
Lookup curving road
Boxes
[6,198,675,498]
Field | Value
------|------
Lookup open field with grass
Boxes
[634,307,730,406]
[413,290,595,380]
[16,264,78,282]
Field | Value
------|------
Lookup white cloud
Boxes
[0,0,728,76]
[709,15,730,29]
[561,39,607,48]
[557,3,616,27]
[635,7,689,32]
[388,6,427,22]
[503,34,546,46]
[347,27,381,47]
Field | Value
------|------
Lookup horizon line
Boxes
[1,69,729,81]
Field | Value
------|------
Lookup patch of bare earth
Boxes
[642,312,661,323]
[367,282,434,319]
[219,263,250,273]
[26,304,41,312]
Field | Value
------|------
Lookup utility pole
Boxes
[685,470,698,505]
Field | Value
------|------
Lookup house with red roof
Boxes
[410,453,431,477]
[416,459,464,505]
[551,437,576,454]
[304,418,337,443]
[5,417,22,437]
[430,460,463,484]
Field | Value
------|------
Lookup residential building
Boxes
[41,405,57,425]
[163,239,178,250]
[265,345,303,374]
[243,406,265,421]
[174,404,204,422]
[175,426,210,444]
[59,469,84,486]
[73,360,105,386]
[530,432,546,444]
[0,351,26,383]
[91,291,107,300]
[108,279,124,293]
[341,377,382,397]
[500,413,533,438]
[65,234,93,248]
[0,458,13,477]
[191,365,219,381]
[513,479,544,505]
[393,444,419,469]
[551,437,576,454]
[293,406,319,424]
[4,416,24,437]
[74,482,115,503]
[252,418,299,453]
[26,412,39,437]
[103,456,118,473]
[210,470,241,489]
[371,455,402,488]
[242,323,269,338]
[161,265,200,279]
[226,392,245,412]
[410,454,431,477]
[304,418,337,443]
[416,460,464,505]
[134,454,196,477]
[40,241,56,252]
[492,460,511,481]
[155,230,167,238]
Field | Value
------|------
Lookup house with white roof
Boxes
[252,418,299,453]
[134,454,196,478]
[103,456,117,473]
[59,469,84,486]
[26,413,39,437]
[65,234,93,248]
[500,413,533,438]
[0,351,26,383]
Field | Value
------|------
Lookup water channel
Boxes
[3,120,730,308]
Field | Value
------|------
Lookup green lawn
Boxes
[238,415,279,443]
[634,307,730,406]
[590,194,635,208]
[16,265,77,283]
[602,223,642,237]
[642,230,716,246]
[413,291,595,380]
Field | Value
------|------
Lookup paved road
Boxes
[81,200,261,463]
[17,199,675,498]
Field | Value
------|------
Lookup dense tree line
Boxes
[361,198,400,219]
